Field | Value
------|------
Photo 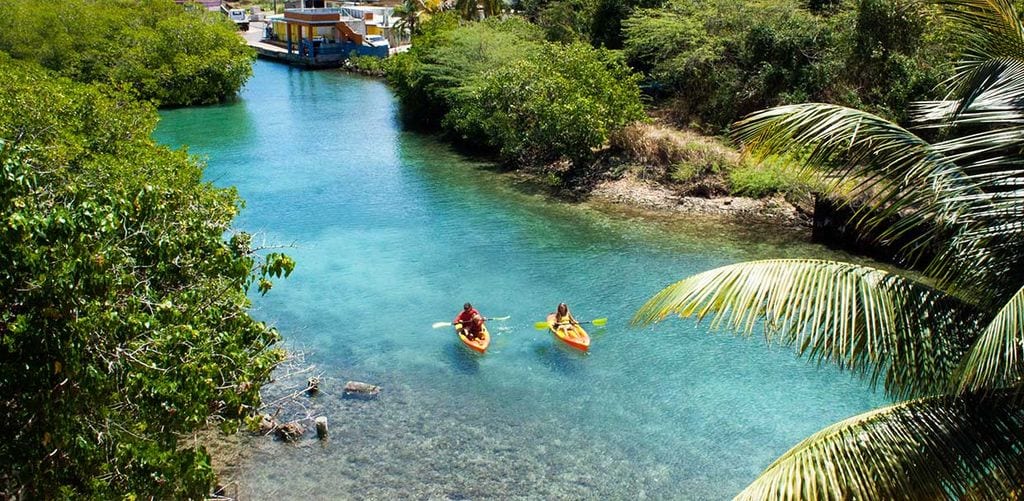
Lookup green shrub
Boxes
[388,14,544,129]
[348,54,386,73]
[389,15,644,166]
[729,157,807,198]
[622,0,951,128]
[0,0,253,107]
[448,43,644,165]
[0,58,288,499]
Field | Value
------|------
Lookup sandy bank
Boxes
[586,172,809,226]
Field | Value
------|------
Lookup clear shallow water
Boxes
[156,61,887,500]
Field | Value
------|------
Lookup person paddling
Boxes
[453,303,486,341]
[551,302,579,336]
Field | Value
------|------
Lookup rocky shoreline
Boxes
[587,172,810,226]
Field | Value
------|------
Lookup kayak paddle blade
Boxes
[432,321,451,329]
[590,318,608,326]
[534,321,550,330]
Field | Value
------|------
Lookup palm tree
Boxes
[453,0,504,20]
[392,0,441,37]
[633,0,1024,498]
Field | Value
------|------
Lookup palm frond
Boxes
[937,0,1024,115]
[632,260,983,399]
[919,122,1024,300]
[957,284,1024,392]
[731,104,976,243]
[737,392,1024,501]
[914,62,1024,125]
[732,103,1024,299]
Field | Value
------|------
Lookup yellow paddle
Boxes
[534,318,607,330]
[433,316,510,329]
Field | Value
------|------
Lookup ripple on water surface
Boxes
[156,61,887,500]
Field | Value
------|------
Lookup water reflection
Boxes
[533,342,587,376]
[444,340,480,375]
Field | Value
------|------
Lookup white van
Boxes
[226,8,249,30]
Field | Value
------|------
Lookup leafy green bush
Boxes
[729,157,808,198]
[622,0,950,128]
[389,15,644,166]
[447,43,644,165]
[0,0,253,107]
[389,14,546,129]
[348,54,386,74]
[0,58,287,499]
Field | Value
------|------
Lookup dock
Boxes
[242,21,341,69]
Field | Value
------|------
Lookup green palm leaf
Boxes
[732,101,1024,302]
[632,259,983,398]
[957,284,1024,392]
[731,104,973,249]
[737,392,1024,500]
[937,0,1024,115]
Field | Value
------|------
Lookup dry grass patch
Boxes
[609,122,742,196]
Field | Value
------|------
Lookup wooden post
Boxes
[315,416,328,439]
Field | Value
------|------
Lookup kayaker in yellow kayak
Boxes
[453,303,486,341]
[552,303,579,337]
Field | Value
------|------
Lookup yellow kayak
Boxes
[546,313,590,352]
[455,323,490,354]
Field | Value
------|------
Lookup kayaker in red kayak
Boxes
[552,302,579,336]
[453,303,486,341]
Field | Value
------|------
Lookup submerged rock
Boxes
[343,381,380,399]
[306,376,321,395]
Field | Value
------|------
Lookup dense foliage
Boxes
[0,0,253,107]
[621,0,950,128]
[0,58,290,498]
[636,0,1024,497]
[388,15,644,167]
[516,0,661,47]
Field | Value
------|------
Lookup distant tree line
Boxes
[620,0,951,128]
[385,0,956,173]
[512,0,951,129]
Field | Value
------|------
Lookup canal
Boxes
[155,60,886,500]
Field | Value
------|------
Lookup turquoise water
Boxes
[155,61,886,500]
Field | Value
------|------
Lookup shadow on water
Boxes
[533,342,587,376]
[444,341,481,375]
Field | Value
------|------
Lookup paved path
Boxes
[242,21,287,54]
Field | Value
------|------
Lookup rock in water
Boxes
[258,414,277,434]
[275,421,305,442]
[306,376,321,395]
[343,381,380,399]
